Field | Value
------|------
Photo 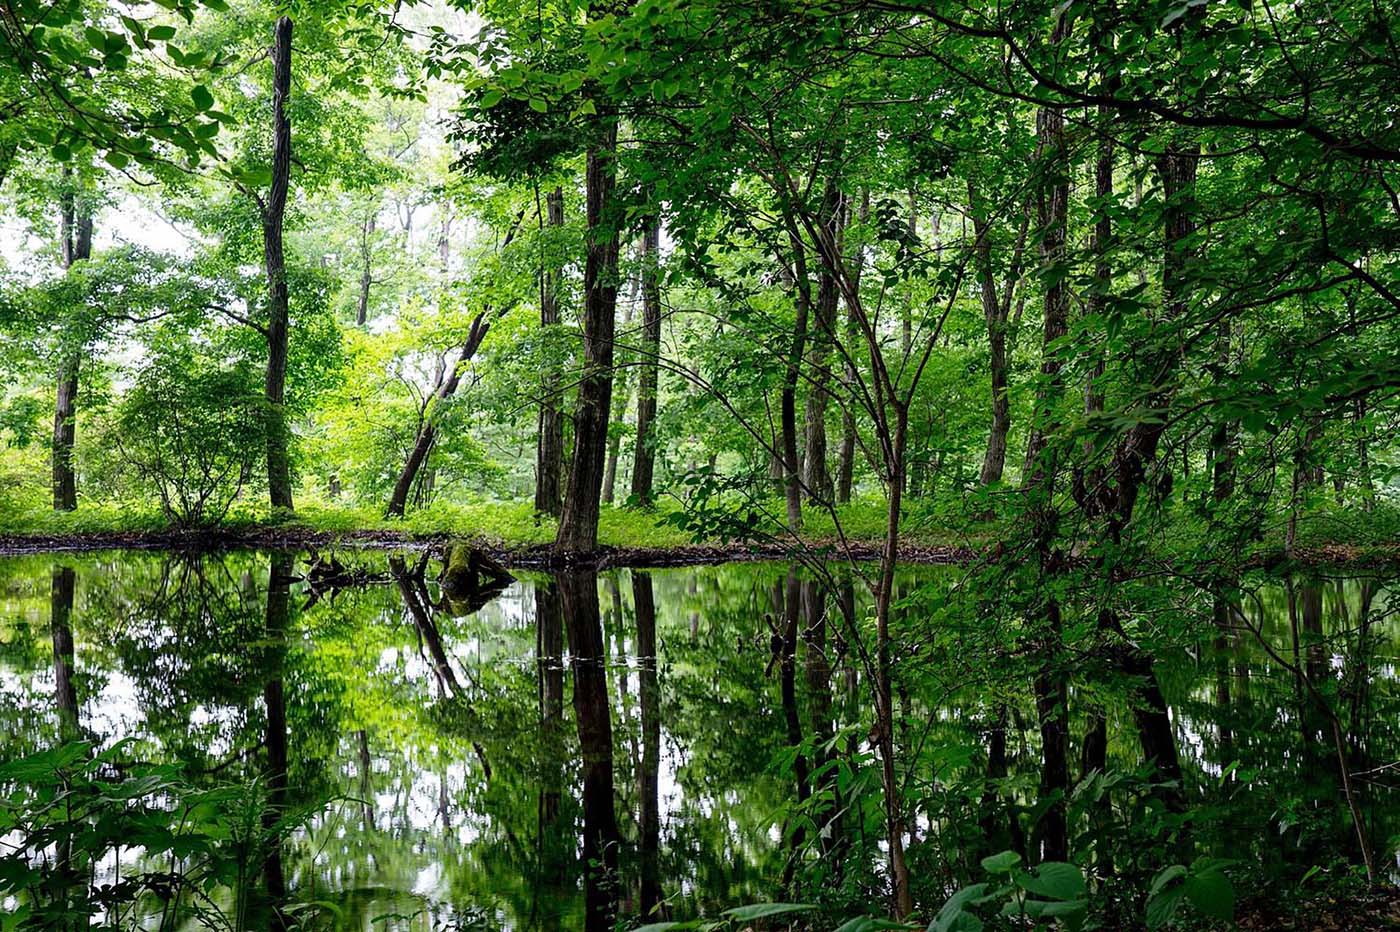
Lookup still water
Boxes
[0,549,1396,929]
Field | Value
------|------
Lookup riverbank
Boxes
[1,498,1395,568]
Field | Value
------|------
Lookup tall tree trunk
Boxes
[263,16,295,513]
[560,569,621,929]
[968,180,1012,486]
[556,123,620,554]
[52,171,91,512]
[356,213,375,325]
[1022,14,1073,863]
[537,187,566,517]
[602,301,634,505]
[836,192,869,504]
[634,572,663,919]
[803,181,842,503]
[631,214,663,506]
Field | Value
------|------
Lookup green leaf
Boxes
[1017,862,1086,901]
[51,142,72,162]
[480,88,504,108]
[980,850,1022,874]
[104,150,130,169]
[148,25,177,41]
[191,85,214,111]
[527,97,547,113]
[721,903,815,921]
[1183,869,1233,921]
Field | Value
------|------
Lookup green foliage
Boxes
[99,344,264,526]
[0,740,320,931]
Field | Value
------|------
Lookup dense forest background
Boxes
[2,0,1395,558]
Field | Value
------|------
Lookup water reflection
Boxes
[0,551,1396,928]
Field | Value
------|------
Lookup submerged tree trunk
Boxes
[631,215,663,506]
[557,123,620,554]
[634,571,663,919]
[263,16,295,513]
[52,172,91,512]
[262,552,293,910]
[560,569,621,929]
[51,565,79,738]
[537,187,566,517]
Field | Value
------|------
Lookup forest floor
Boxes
[0,497,1398,569]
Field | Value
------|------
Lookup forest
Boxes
[2,0,1400,929]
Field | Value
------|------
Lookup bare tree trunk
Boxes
[631,215,663,506]
[836,192,869,504]
[52,171,91,512]
[803,181,842,503]
[356,212,375,325]
[557,123,620,554]
[385,316,489,517]
[263,16,295,513]
[537,187,566,517]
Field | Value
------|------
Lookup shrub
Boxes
[104,347,265,527]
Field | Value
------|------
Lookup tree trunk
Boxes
[357,213,375,325]
[52,173,91,512]
[263,16,295,513]
[631,215,663,506]
[836,192,869,504]
[556,124,620,554]
[385,315,489,517]
[537,187,566,517]
[560,569,621,929]
[968,180,1011,486]
[803,181,842,503]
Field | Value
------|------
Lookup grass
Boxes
[1,489,1394,564]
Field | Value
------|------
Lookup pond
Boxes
[0,549,1396,929]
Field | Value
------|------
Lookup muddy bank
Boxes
[0,526,1394,570]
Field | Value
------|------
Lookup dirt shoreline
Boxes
[0,527,1394,570]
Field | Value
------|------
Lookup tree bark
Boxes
[968,180,1013,486]
[803,181,842,503]
[384,315,489,517]
[631,214,663,506]
[356,212,375,326]
[556,123,620,554]
[536,187,566,517]
[52,171,91,512]
[263,16,295,513]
